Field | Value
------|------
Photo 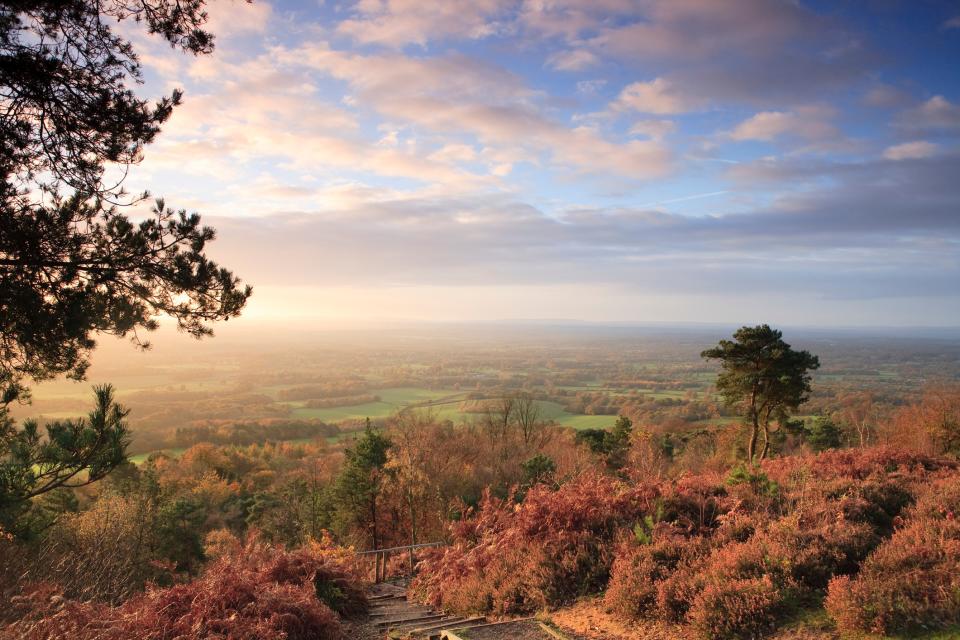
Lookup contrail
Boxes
[639,190,728,208]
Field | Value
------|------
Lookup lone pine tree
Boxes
[702,325,820,463]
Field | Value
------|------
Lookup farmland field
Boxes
[282,387,617,430]
[12,325,959,461]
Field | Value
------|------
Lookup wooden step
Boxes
[405,616,487,637]
[370,605,435,617]
[376,613,446,628]
[437,619,537,640]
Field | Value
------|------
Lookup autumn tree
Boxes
[483,395,516,441]
[836,391,878,448]
[887,383,960,457]
[385,410,434,548]
[702,325,820,462]
[0,0,250,532]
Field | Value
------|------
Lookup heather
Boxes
[409,473,658,615]
[0,535,366,640]
[413,446,960,638]
[825,476,960,636]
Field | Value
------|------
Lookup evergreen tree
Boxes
[0,1,249,533]
[806,415,843,452]
[334,419,391,549]
[0,384,129,536]
[702,325,820,462]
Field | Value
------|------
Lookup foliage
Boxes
[597,447,959,638]
[1,0,250,538]
[0,385,130,537]
[333,420,391,548]
[605,526,706,618]
[702,325,820,462]
[825,477,960,635]
[1,534,363,640]
[171,419,339,449]
[686,576,784,640]
[887,383,960,457]
[574,415,633,470]
[805,415,844,452]
[410,473,658,616]
[725,464,779,497]
[0,0,250,406]
[521,453,556,486]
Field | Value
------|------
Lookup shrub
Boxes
[259,534,368,617]
[826,512,960,635]
[762,447,955,483]
[605,526,706,619]
[1,535,363,640]
[659,476,733,534]
[687,576,785,640]
[411,473,658,615]
[652,558,705,621]
[644,516,874,634]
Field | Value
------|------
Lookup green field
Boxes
[285,387,465,421]
[283,387,617,430]
[128,448,186,465]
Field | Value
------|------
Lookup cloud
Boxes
[943,16,960,30]
[546,49,600,71]
[205,0,273,38]
[864,84,911,108]
[898,95,960,134]
[728,106,837,142]
[629,120,676,141]
[281,45,673,179]
[883,141,939,161]
[114,0,960,324]
[517,0,638,40]
[612,78,699,115]
[200,153,960,306]
[337,0,510,47]
[134,52,500,195]
[580,1,872,109]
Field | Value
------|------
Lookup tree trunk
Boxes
[748,412,759,462]
[760,422,770,460]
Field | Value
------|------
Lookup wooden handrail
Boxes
[359,541,446,583]
[356,541,445,555]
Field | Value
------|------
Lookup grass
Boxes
[128,447,186,465]
[284,387,615,430]
[118,385,676,464]
[287,387,466,421]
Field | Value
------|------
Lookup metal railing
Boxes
[357,541,446,583]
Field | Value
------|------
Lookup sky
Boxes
[121,0,960,327]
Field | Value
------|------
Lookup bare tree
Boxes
[514,392,546,447]
[838,392,877,448]
[483,395,517,441]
